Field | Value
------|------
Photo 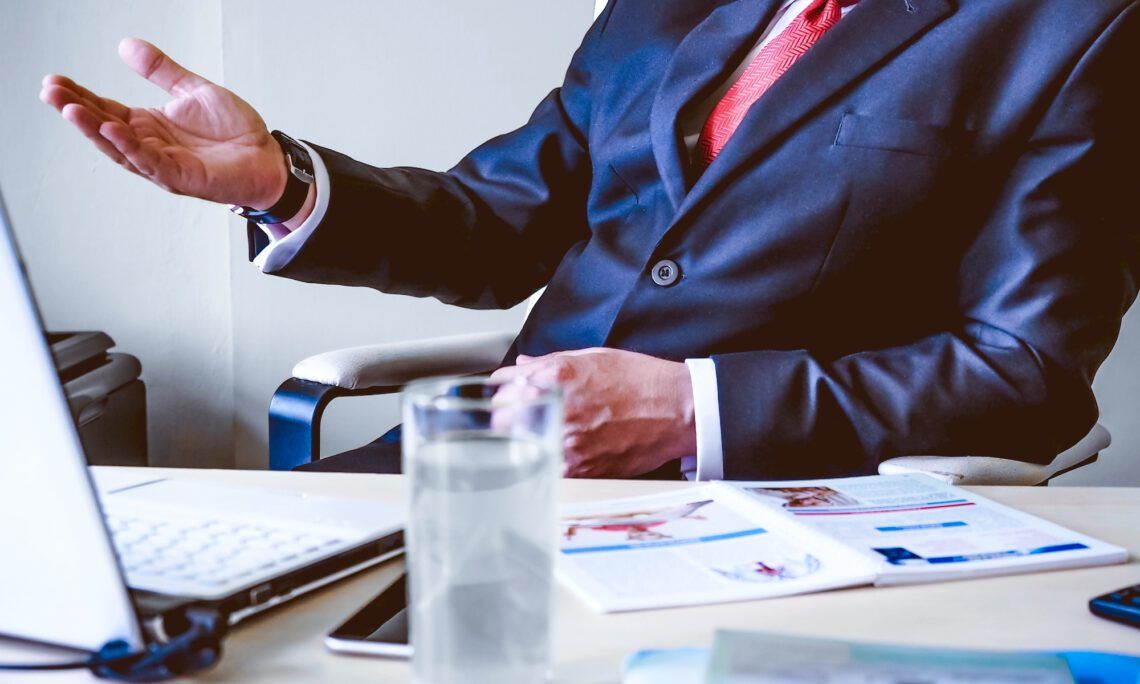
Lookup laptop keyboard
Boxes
[105,510,344,596]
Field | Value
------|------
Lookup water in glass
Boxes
[408,431,559,684]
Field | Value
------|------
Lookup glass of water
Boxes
[403,375,563,684]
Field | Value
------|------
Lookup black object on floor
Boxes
[49,331,147,467]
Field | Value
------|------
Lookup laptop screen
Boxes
[0,192,144,651]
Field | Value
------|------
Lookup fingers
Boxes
[40,74,131,121]
[547,347,606,358]
[40,82,79,113]
[40,77,139,174]
[118,38,206,95]
[511,348,604,367]
[489,363,530,383]
[59,102,103,137]
[59,103,139,173]
[41,83,126,132]
[492,352,563,380]
[99,120,180,190]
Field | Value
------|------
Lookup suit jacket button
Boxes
[651,259,680,287]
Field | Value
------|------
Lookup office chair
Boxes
[267,287,1109,484]
[265,0,1107,485]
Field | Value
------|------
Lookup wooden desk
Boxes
[2,468,1138,682]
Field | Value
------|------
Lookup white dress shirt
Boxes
[253,0,853,480]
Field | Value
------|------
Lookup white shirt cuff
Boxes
[252,140,331,273]
[685,357,724,481]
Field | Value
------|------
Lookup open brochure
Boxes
[557,473,1127,612]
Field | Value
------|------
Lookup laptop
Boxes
[0,190,404,657]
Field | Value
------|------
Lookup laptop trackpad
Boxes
[99,478,400,532]
[89,467,165,497]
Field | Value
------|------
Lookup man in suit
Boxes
[42,0,1139,480]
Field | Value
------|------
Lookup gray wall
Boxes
[1,0,1136,483]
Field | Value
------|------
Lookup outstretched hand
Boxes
[40,38,286,209]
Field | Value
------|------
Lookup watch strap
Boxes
[231,131,314,225]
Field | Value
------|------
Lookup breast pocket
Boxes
[833,113,972,158]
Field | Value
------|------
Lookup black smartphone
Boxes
[1089,583,1140,630]
[325,573,411,658]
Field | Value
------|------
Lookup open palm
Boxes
[40,38,285,209]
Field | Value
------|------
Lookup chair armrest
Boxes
[877,423,1110,486]
[268,331,516,471]
[292,331,516,390]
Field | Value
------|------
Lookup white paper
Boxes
[557,485,878,612]
[723,473,1128,584]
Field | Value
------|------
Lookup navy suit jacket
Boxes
[257,0,1140,479]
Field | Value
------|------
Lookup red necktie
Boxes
[695,0,846,169]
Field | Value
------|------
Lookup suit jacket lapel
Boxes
[649,0,785,211]
[673,0,957,221]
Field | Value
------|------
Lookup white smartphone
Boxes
[325,573,411,658]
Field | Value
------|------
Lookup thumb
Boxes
[118,38,207,95]
[515,354,535,364]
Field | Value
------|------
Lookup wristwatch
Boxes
[230,131,315,225]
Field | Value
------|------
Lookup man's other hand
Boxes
[491,348,698,479]
[40,38,288,211]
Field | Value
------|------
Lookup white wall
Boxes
[0,0,593,469]
[1057,307,1140,486]
[2,0,1137,484]
[220,0,592,467]
[0,0,234,468]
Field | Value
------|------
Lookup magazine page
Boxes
[556,485,878,612]
[719,474,1127,585]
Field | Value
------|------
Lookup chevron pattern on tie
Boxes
[695,0,845,169]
